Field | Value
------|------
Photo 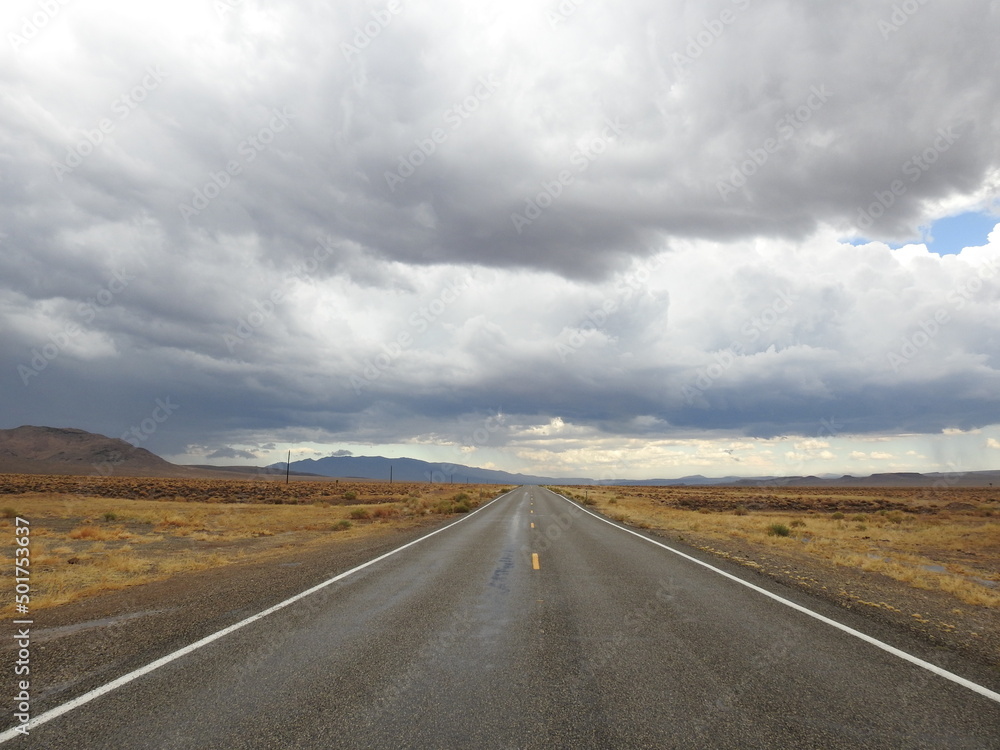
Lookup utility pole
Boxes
[285,449,290,485]
[390,464,393,485]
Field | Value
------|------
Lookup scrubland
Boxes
[557,485,1000,609]
[0,474,508,615]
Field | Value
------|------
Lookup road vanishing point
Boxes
[5,487,1000,748]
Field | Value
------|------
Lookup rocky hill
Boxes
[0,426,204,477]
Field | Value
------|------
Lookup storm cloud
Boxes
[2,0,999,477]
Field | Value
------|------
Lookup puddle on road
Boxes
[489,548,515,593]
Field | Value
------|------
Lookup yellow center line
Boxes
[530,522,534,528]
[531,553,540,570]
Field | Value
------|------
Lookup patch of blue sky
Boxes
[845,210,999,254]
[920,210,999,255]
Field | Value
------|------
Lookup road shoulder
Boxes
[1,518,452,720]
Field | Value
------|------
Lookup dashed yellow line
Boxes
[531,553,540,570]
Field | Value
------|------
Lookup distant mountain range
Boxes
[2,426,998,487]
[269,455,562,485]
[271,454,1000,488]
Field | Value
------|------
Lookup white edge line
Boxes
[549,489,1000,705]
[0,488,517,742]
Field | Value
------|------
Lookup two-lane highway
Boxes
[6,487,1000,748]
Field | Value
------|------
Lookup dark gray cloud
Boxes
[2,0,999,475]
[207,446,258,460]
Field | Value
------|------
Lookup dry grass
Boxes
[557,485,1000,609]
[0,473,497,506]
[0,479,510,616]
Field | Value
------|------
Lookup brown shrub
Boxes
[69,525,112,540]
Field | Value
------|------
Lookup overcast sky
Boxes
[3,0,1000,479]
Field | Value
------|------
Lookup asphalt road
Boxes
[7,487,1000,748]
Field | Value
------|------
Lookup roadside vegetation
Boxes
[556,485,1000,609]
[0,476,511,615]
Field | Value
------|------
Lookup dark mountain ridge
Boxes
[2,426,997,486]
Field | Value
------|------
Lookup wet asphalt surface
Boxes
[7,487,1000,749]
